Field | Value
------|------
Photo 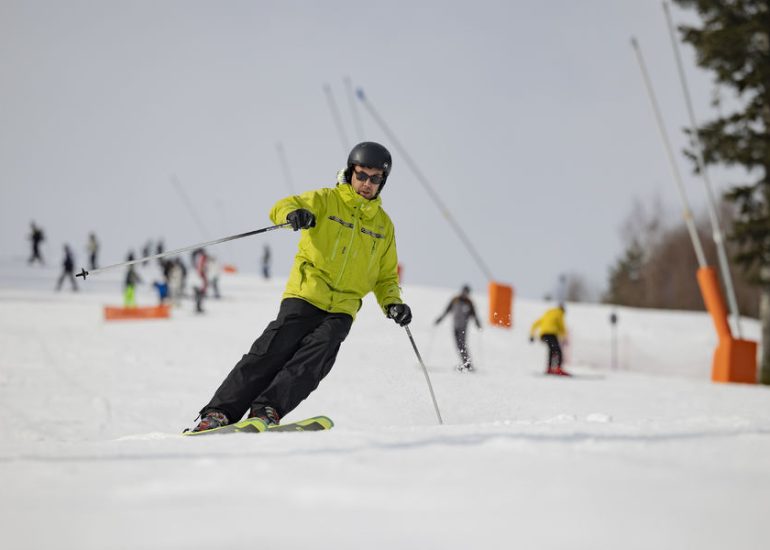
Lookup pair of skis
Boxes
[183,415,333,436]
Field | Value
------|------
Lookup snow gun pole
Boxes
[170,174,210,239]
[75,223,291,280]
[662,1,744,339]
[630,37,708,269]
[400,320,444,425]
[344,76,364,142]
[323,83,349,154]
[275,142,296,195]
[356,88,495,282]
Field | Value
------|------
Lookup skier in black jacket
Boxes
[55,244,78,292]
[435,285,481,372]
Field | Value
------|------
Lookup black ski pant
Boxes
[454,327,471,367]
[201,298,353,423]
[541,334,562,370]
[55,270,78,291]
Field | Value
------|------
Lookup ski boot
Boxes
[191,410,229,432]
[249,405,281,426]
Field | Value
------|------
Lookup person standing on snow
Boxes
[435,285,482,372]
[123,251,142,307]
[86,232,99,270]
[28,221,45,265]
[191,142,411,432]
[55,244,78,292]
[529,304,570,376]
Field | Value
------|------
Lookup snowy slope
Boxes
[0,260,769,550]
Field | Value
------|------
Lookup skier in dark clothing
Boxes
[28,222,45,265]
[55,244,78,291]
[435,285,482,372]
[191,142,410,432]
[261,244,271,280]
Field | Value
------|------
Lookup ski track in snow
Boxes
[1,261,769,550]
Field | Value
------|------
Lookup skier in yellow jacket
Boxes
[529,304,570,376]
[191,142,410,431]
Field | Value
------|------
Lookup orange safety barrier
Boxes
[104,305,171,321]
[223,264,238,273]
[696,266,757,384]
[488,281,514,328]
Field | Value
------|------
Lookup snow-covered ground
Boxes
[1,260,769,550]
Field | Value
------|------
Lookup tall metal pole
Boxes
[344,76,364,142]
[631,37,708,269]
[356,88,496,282]
[275,142,296,195]
[170,174,210,239]
[323,83,349,154]
[662,1,743,337]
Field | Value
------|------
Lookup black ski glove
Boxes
[387,303,412,327]
[286,209,316,231]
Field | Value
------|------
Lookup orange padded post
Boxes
[488,281,514,328]
[696,267,757,384]
[104,305,171,321]
[223,264,238,274]
[696,267,732,339]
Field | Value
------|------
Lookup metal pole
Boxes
[403,324,444,425]
[76,223,291,280]
[170,174,210,239]
[662,1,743,338]
[344,76,364,141]
[275,142,296,195]
[357,88,496,282]
[323,83,349,154]
[631,37,708,269]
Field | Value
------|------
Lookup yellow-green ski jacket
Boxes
[530,307,566,338]
[269,183,403,319]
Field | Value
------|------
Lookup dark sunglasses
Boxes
[354,169,384,186]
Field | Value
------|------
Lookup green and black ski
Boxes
[184,415,333,436]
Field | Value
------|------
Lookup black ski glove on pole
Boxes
[286,209,316,231]
[387,303,412,327]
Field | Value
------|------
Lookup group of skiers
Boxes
[28,222,99,293]
[31,141,569,434]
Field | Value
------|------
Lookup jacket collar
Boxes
[336,183,382,220]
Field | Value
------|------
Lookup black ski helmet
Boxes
[344,142,392,196]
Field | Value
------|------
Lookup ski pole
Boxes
[396,317,444,425]
[75,223,291,280]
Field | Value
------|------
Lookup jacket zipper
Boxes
[334,203,360,290]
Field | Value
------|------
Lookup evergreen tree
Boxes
[672,0,770,384]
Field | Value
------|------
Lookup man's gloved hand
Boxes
[286,209,316,231]
[387,303,412,327]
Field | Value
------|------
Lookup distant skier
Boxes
[434,284,482,372]
[124,252,142,307]
[55,244,78,292]
[28,221,45,265]
[529,304,570,376]
[86,232,99,270]
[207,253,222,299]
[191,141,410,432]
[261,244,272,280]
[192,248,208,314]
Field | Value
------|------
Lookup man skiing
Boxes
[435,285,482,372]
[529,304,570,376]
[191,142,411,432]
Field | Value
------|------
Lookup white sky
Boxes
[0,0,741,299]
